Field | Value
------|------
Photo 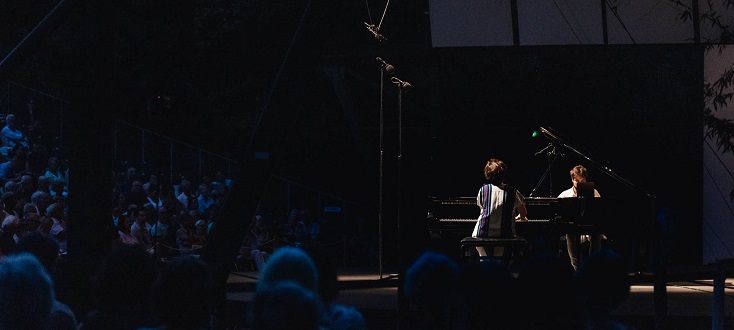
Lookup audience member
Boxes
[130,208,153,252]
[126,180,147,208]
[176,214,197,255]
[457,259,516,330]
[150,206,169,242]
[19,99,40,135]
[142,174,158,194]
[37,175,52,194]
[45,157,66,184]
[2,215,22,243]
[14,232,78,330]
[197,183,214,216]
[574,249,632,330]
[1,114,28,150]
[50,177,67,198]
[257,246,319,293]
[3,191,20,217]
[176,177,194,210]
[32,189,52,216]
[151,256,212,330]
[194,219,208,246]
[251,245,324,329]
[252,280,323,330]
[0,146,28,184]
[240,215,272,271]
[117,214,139,246]
[17,174,35,207]
[405,251,463,330]
[22,212,42,234]
[516,252,579,330]
[0,253,54,329]
[80,245,157,329]
[117,166,138,194]
[46,202,67,254]
[302,244,367,330]
[209,171,228,197]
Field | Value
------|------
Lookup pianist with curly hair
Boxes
[471,158,528,257]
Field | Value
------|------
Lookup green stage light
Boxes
[532,130,538,138]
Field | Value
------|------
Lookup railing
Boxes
[113,120,376,266]
[113,120,240,182]
[2,80,66,145]
[261,175,376,267]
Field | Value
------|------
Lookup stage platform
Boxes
[224,266,734,329]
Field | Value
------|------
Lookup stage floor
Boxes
[226,267,734,317]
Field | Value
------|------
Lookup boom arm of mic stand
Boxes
[528,151,561,197]
[539,127,655,198]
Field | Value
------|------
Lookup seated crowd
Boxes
[0,237,369,329]
[403,248,634,330]
[111,166,230,258]
[0,100,372,329]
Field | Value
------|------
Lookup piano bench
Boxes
[460,237,528,264]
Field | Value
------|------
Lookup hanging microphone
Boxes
[376,57,395,74]
[364,22,387,41]
[391,77,411,92]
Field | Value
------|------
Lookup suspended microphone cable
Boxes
[363,0,391,41]
[364,0,374,26]
[377,0,391,31]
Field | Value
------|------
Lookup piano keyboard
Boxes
[438,218,552,223]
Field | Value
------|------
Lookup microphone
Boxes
[364,22,387,41]
[534,143,555,157]
[391,77,411,92]
[376,57,395,74]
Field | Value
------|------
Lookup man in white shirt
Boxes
[130,208,153,253]
[558,165,601,271]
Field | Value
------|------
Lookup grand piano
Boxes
[426,127,654,269]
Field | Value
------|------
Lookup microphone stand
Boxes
[390,77,409,282]
[378,64,385,279]
[529,144,561,197]
[397,81,403,281]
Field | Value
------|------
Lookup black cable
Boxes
[605,0,636,44]
[705,138,734,180]
[702,162,734,259]
[551,0,583,44]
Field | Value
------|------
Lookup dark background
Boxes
[1,0,702,272]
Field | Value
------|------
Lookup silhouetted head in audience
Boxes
[257,246,319,293]
[252,280,322,330]
[405,251,462,329]
[5,114,18,130]
[14,231,60,275]
[31,190,51,214]
[575,249,630,320]
[517,252,578,329]
[459,259,515,330]
[84,244,156,328]
[152,256,212,330]
[2,192,18,215]
[37,175,51,192]
[301,243,367,330]
[0,253,54,330]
